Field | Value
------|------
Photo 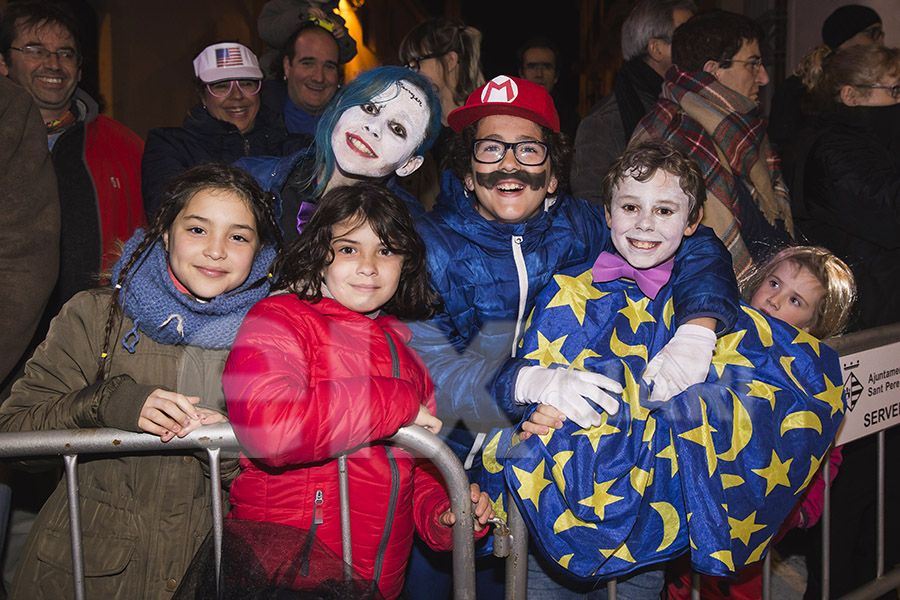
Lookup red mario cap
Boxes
[447,75,560,134]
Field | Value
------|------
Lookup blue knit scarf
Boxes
[110,229,276,351]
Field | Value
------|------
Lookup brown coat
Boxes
[0,289,235,599]
[0,76,60,381]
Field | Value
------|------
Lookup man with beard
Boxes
[572,0,695,204]
[405,74,739,598]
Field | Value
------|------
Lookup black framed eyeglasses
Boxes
[10,45,81,66]
[861,84,900,99]
[403,53,442,72]
[473,139,549,166]
[719,57,764,72]
[205,79,262,98]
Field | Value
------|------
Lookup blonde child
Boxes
[222,183,493,599]
[0,164,281,598]
[666,245,856,600]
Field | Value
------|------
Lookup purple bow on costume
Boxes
[591,252,674,300]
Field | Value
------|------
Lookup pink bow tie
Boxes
[591,252,674,300]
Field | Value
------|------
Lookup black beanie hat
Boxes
[822,4,881,49]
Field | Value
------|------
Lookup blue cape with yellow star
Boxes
[479,264,845,581]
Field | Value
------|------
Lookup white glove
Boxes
[515,366,623,428]
[643,323,717,402]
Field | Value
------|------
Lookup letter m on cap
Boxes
[481,76,518,104]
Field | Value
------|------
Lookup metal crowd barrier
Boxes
[0,423,530,600]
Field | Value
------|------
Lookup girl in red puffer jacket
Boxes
[222,183,493,599]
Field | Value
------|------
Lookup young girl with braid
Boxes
[0,164,281,599]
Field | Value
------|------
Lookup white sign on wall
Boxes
[834,340,900,445]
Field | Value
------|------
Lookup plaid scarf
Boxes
[632,66,793,278]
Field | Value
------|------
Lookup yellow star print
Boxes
[791,328,821,357]
[815,374,845,417]
[678,396,718,477]
[546,269,608,325]
[657,432,679,478]
[551,451,574,495]
[578,478,624,520]
[618,294,656,333]
[711,330,754,377]
[796,454,823,496]
[781,356,807,395]
[523,332,570,368]
[746,380,782,412]
[728,511,767,545]
[513,459,551,510]
[573,414,621,451]
[752,450,793,496]
[746,535,774,565]
[570,348,602,371]
[554,509,599,534]
[741,305,773,347]
[609,327,649,362]
[599,541,635,562]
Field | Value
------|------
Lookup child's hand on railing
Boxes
[138,389,202,442]
[519,404,566,441]
[177,408,229,438]
[438,483,495,531]
[414,404,442,435]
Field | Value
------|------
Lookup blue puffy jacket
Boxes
[408,171,739,468]
[236,148,426,240]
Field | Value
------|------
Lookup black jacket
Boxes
[141,104,288,219]
[793,103,900,331]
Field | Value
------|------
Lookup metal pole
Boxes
[823,447,832,600]
[389,426,476,600]
[607,577,617,600]
[877,430,885,578]
[506,499,528,600]
[207,447,223,600]
[63,454,85,600]
[762,551,771,600]
[691,571,701,600]
[338,453,353,581]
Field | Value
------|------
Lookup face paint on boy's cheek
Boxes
[474,169,548,191]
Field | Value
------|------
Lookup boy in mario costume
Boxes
[405,75,739,597]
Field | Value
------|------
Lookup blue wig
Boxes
[312,66,442,197]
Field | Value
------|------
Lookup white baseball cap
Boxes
[193,43,263,83]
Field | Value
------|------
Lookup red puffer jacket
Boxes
[224,295,455,599]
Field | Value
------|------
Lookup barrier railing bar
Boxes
[607,576,617,599]
[0,423,484,600]
[388,426,477,600]
[877,429,885,578]
[762,551,771,600]
[337,453,352,582]
[505,498,528,600]
[837,566,900,600]
[691,571,700,600]
[206,447,223,600]
[63,454,85,600]
[823,447,832,600]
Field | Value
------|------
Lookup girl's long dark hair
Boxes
[271,183,441,320]
[96,164,282,379]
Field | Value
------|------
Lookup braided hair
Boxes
[96,164,281,379]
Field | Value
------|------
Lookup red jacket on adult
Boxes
[223,294,457,599]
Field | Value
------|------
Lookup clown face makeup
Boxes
[330,81,429,179]
[604,169,700,269]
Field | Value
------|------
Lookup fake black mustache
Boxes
[475,169,548,191]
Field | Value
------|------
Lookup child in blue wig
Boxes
[238,65,443,241]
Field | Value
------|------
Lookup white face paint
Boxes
[330,81,429,179]
[604,169,699,269]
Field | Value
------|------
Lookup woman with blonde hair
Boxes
[789,42,900,598]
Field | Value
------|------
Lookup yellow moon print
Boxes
[650,501,680,552]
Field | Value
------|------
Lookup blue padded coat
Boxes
[408,171,740,469]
